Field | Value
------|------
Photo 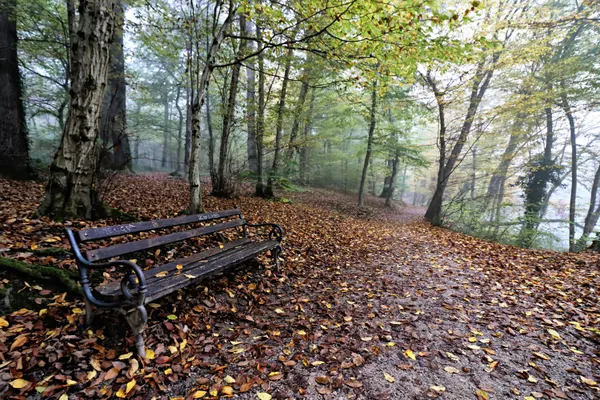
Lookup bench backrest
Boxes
[75,209,245,262]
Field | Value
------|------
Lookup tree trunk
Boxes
[161,94,169,168]
[561,92,577,251]
[38,0,116,219]
[214,14,248,196]
[576,163,600,250]
[264,46,293,198]
[245,17,258,174]
[174,85,183,174]
[188,0,236,213]
[424,56,497,225]
[284,63,310,168]
[98,1,131,172]
[0,0,31,180]
[358,81,378,208]
[518,106,555,247]
[298,88,315,186]
[254,21,266,196]
[385,153,399,207]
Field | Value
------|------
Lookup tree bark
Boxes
[38,0,117,219]
[214,14,248,196]
[174,84,183,174]
[188,0,236,214]
[576,163,600,250]
[285,61,310,168]
[264,43,293,198]
[298,88,315,186]
[245,17,258,174]
[424,56,497,225]
[561,92,577,251]
[98,1,131,171]
[358,81,378,208]
[161,93,169,168]
[385,154,399,207]
[254,20,266,196]
[0,0,31,180]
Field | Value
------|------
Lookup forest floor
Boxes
[0,173,599,400]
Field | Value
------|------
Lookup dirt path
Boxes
[0,174,598,400]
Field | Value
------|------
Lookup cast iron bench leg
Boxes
[273,245,283,274]
[120,306,148,358]
[83,297,95,328]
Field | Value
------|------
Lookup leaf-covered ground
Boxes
[0,174,598,400]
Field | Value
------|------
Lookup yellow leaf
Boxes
[155,271,168,278]
[570,347,583,355]
[180,339,187,351]
[176,264,183,270]
[476,388,489,400]
[126,379,136,394]
[403,349,416,361]
[0,317,8,327]
[274,308,284,314]
[224,375,236,384]
[10,334,28,351]
[547,329,560,340]
[167,315,177,320]
[384,373,395,383]
[116,387,127,398]
[145,349,155,360]
[444,366,460,374]
[59,394,68,400]
[581,376,597,386]
[257,393,272,400]
[192,391,207,399]
[184,274,196,279]
[430,385,446,393]
[9,379,30,389]
[222,386,233,395]
[533,352,549,360]
[311,361,324,366]
[119,352,133,360]
[66,379,77,386]
[87,370,97,380]
[164,368,172,375]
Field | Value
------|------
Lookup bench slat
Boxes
[78,209,242,242]
[96,237,252,297]
[86,219,245,261]
[145,240,278,303]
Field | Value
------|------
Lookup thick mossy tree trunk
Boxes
[99,1,131,172]
[358,81,378,208]
[38,0,117,220]
[576,163,600,251]
[284,60,311,170]
[0,0,31,180]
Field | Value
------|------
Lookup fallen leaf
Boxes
[257,393,272,400]
[384,373,395,383]
[547,329,560,340]
[404,349,416,360]
[9,379,30,389]
[444,366,460,374]
[192,390,207,398]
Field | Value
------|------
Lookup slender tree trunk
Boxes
[576,163,600,250]
[38,0,116,219]
[561,92,577,251]
[264,45,293,198]
[0,0,30,180]
[188,1,237,213]
[245,17,258,174]
[98,1,131,172]
[254,21,266,196]
[358,81,378,208]
[398,164,408,203]
[214,14,248,196]
[424,56,497,225]
[161,94,169,168]
[174,85,183,174]
[485,127,521,217]
[298,88,315,186]
[285,63,310,168]
[385,153,399,207]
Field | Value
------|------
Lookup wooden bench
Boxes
[65,208,283,356]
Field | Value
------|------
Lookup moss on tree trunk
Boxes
[0,257,81,295]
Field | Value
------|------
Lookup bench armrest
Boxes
[244,222,284,242]
[66,228,147,308]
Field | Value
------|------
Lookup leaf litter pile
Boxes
[0,174,598,400]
